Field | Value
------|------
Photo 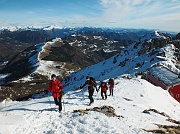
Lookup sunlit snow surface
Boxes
[0,78,179,134]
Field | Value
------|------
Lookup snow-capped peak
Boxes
[0,25,63,32]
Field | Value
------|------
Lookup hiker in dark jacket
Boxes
[98,81,108,100]
[48,74,63,111]
[80,76,97,105]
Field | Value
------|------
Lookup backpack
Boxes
[102,82,108,88]
[90,77,97,86]
[109,78,114,85]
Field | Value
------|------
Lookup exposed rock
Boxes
[143,125,180,134]
[142,108,180,133]
[142,109,170,118]
[73,105,124,118]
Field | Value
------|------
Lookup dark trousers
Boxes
[54,97,62,111]
[101,91,107,99]
[88,89,94,103]
[109,89,113,96]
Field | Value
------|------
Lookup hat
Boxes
[86,76,90,79]
[51,74,56,79]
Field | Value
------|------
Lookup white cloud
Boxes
[0,0,179,32]
[96,0,180,32]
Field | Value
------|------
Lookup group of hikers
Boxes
[48,74,114,112]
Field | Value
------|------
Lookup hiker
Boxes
[97,81,108,100]
[80,76,97,105]
[48,74,63,112]
[108,78,114,96]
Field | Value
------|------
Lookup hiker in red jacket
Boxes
[48,74,63,112]
[98,81,108,100]
[108,78,114,96]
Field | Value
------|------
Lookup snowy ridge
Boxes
[0,78,179,134]
[27,38,75,79]
[63,31,179,91]
[0,25,62,32]
[21,38,65,80]
[35,38,66,77]
[139,31,167,43]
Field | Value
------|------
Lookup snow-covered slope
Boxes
[62,31,179,91]
[0,30,179,134]
[35,38,74,77]
[0,78,179,134]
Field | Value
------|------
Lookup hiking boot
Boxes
[89,102,94,106]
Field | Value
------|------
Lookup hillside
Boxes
[0,27,153,68]
[0,27,150,77]
[0,30,179,102]
[62,31,180,90]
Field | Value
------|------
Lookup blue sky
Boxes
[0,0,180,32]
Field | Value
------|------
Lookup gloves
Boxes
[45,90,48,94]
[61,91,65,96]
[80,86,82,89]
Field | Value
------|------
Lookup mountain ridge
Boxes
[62,31,180,89]
[0,30,179,102]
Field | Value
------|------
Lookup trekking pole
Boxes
[48,95,52,109]
[62,97,65,112]
[81,88,85,101]
[5,98,8,116]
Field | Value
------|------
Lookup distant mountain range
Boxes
[0,26,155,72]
[1,25,177,38]
[0,26,179,102]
